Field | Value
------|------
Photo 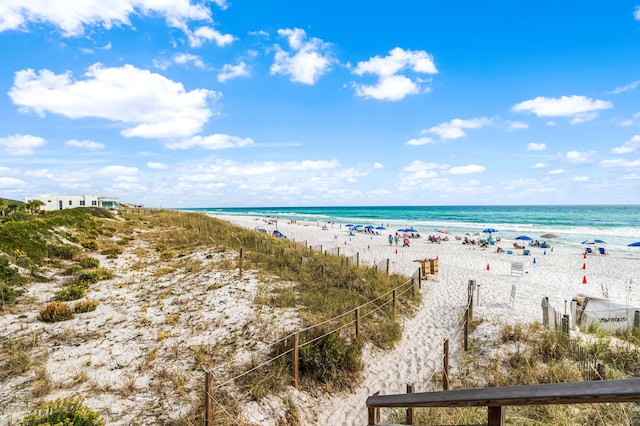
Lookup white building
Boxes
[24,195,119,211]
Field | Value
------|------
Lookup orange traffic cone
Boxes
[436,255,439,261]
[583,276,587,284]
[368,244,370,250]
[583,252,587,259]
[395,249,398,254]
[486,263,490,271]
[582,263,586,269]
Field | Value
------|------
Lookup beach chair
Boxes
[523,249,531,256]
[403,238,410,247]
[507,250,513,254]
[585,247,593,255]
[598,247,606,255]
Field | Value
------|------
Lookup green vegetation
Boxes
[385,324,640,425]
[38,301,74,322]
[20,397,104,426]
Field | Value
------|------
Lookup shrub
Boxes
[299,331,362,386]
[74,300,99,313]
[77,268,114,285]
[79,257,100,268]
[100,246,122,258]
[81,240,99,250]
[0,284,18,307]
[48,244,79,260]
[160,249,175,260]
[38,301,73,322]
[63,264,83,276]
[20,396,104,426]
[54,285,86,302]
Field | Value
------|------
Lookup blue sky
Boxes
[1,2,639,208]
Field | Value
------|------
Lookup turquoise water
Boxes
[182,205,640,250]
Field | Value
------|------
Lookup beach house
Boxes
[24,195,119,211]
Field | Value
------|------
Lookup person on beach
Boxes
[388,234,393,246]
[394,233,399,246]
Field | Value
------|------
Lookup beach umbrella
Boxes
[540,233,560,239]
[397,228,408,232]
[375,226,386,230]
[406,228,418,233]
[515,235,533,241]
[483,228,498,234]
[581,239,607,244]
[628,241,640,247]
[364,225,375,229]
[345,224,354,227]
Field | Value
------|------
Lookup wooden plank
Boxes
[487,406,505,426]
[366,378,640,408]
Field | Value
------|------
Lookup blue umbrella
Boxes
[364,225,375,229]
[582,239,607,244]
[376,226,386,230]
[628,241,640,247]
[406,228,418,233]
[397,228,408,232]
[515,235,533,241]
[483,228,498,233]
[345,224,354,227]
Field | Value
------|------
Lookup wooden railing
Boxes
[366,378,640,425]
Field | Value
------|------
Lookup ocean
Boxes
[182,205,640,251]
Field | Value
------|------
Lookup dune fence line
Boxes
[203,233,437,425]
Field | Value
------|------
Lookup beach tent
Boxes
[574,295,638,333]
[515,235,533,241]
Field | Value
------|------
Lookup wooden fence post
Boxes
[597,363,605,380]
[542,297,549,327]
[562,314,570,334]
[468,280,475,321]
[238,247,243,276]
[464,309,469,352]
[634,311,640,329]
[386,258,390,276]
[488,406,505,426]
[418,267,422,289]
[355,308,360,340]
[392,289,397,316]
[443,339,450,391]
[356,252,360,266]
[406,383,414,424]
[205,371,214,426]
[293,333,299,389]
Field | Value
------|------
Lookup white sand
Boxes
[2,212,639,425]
[214,214,640,426]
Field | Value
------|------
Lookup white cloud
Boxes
[572,176,589,182]
[505,120,528,131]
[187,26,235,48]
[608,80,640,94]
[373,162,384,169]
[549,168,566,175]
[448,164,486,175]
[403,161,441,172]
[218,62,250,83]
[353,47,437,76]
[270,28,333,85]
[563,150,596,163]
[532,162,548,168]
[612,135,640,154]
[600,158,640,167]
[512,95,612,123]
[166,134,254,150]
[635,6,640,20]
[98,165,139,176]
[147,162,168,169]
[526,142,547,151]
[352,47,437,101]
[0,134,46,155]
[546,121,556,126]
[0,0,212,37]
[0,177,26,188]
[173,53,206,68]
[65,139,105,150]
[619,112,640,127]
[405,137,435,146]
[425,117,492,140]
[9,63,218,139]
[355,75,420,101]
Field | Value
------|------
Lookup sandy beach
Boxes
[2,211,640,425]
[212,213,640,425]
